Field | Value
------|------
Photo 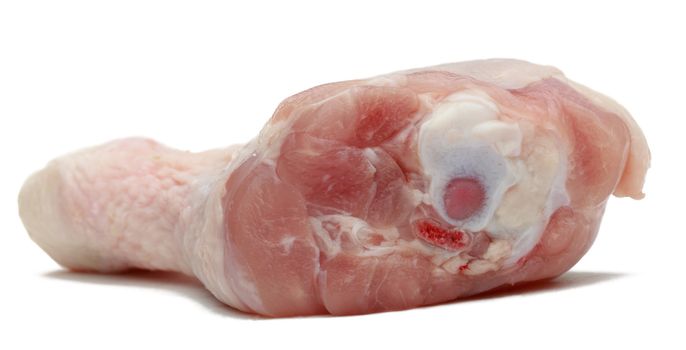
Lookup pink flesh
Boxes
[18,60,650,317]
[443,178,485,220]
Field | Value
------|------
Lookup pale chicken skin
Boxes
[18,59,650,316]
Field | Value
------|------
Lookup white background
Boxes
[1,1,684,349]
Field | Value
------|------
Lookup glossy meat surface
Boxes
[19,59,650,316]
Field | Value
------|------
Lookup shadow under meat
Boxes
[44,269,626,319]
[457,270,628,303]
[43,269,262,320]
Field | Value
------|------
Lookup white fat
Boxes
[397,59,562,90]
[442,255,469,274]
[483,239,512,261]
[471,120,522,157]
[408,188,430,207]
[488,135,570,265]
[463,260,499,276]
[418,91,569,266]
[309,215,401,258]
[362,147,379,163]
[367,74,408,87]
[279,235,296,254]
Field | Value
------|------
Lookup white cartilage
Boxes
[418,91,569,265]
[418,91,519,231]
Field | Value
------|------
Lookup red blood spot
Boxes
[415,220,467,250]
[443,178,485,220]
[459,264,470,272]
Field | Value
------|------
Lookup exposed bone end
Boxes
[443,178,485,220]
[419,91,516,231]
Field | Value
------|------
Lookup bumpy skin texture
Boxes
[18,59,650,317]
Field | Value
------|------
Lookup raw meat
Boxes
[18,59,650,316]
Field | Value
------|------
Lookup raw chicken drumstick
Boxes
[18,59,650,316]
